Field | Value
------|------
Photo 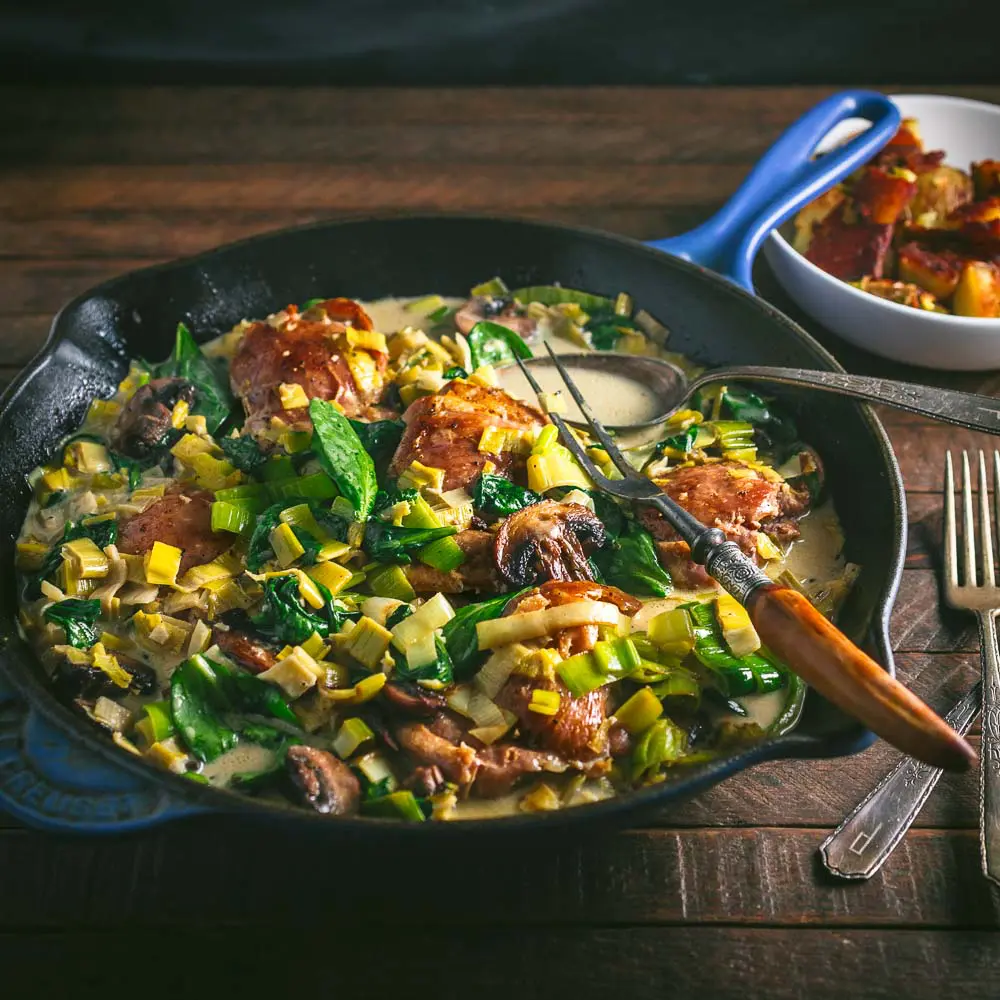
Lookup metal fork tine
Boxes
[981,451,996,587]
[945,451,958,588]
[962,450,978,587]
[513,356,613,489]
[541,343,634,478]
[994,450,1000,576]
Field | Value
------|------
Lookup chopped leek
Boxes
[367,564,417,602]
[362,789,426,822]
[211,500,254,535]
[528,688,561,716]
[647,608,695,657]
[390,593,455,651]
[632,718,688,781]
[342,615,393,669]
[714,593,761,657]
[614,686,663,734]
[62,537,110,579]
[477,599,621,650]
[269,522,306,568]
[144,541,182,586]
[332,717,375,759]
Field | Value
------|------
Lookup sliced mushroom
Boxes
[382,681,447,718]
[494,501,607,586]
[212,626,278,675]
[454,296,537,339]
[110,378,195,459]
[402,764,446,797]
[286,745,361,816]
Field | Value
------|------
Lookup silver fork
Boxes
[822,451,998,881]
[515,345,974,772]
[943,450,1000,885]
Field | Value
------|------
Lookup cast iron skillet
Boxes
[0,91,907,836]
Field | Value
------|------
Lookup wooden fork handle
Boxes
[746,584,976,772]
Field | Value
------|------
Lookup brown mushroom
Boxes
[494,501,607,586]
[286,745,361,816]
[110,377,195,459]
[382,681,447,718]
[454,296,537,339]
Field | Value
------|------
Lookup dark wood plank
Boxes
[0,824,995,930]
[2,926,999,1000]
[0,205,708,260]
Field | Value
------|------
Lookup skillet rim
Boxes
[0,212,906,834]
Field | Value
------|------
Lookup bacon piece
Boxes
[390,380,545,491]
[852,167,917,225]
[804,205,894,280]
[230,300,388,434]
[117,490,230,574]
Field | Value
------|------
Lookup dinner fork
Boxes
[940,451,1000,885]
[820,452,992,878]
[515,344,975,772]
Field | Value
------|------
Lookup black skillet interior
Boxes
[0,216,906,832]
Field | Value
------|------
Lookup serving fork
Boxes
[515,345,975,772]
[822,452,998,880]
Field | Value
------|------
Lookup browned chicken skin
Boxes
[638,460,809,588]
[117,490,231,574]
[229,298,389,435]
[390,380,545,491]
[403,529,499,594]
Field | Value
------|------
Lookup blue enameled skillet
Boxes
[0,91,907,836]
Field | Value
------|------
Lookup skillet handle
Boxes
[0,674,203,833]
[648,89,901,290]
[746,584,976,773]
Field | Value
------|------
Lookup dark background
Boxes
[1,0,997,85]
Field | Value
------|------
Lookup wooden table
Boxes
[2,85,999,998]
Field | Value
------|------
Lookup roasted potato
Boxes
[792,186,846,254]
[952,261,1000,318]
[852,167,917,224]
[851,277,947,313]
[972,160,1000,200]
[804,207,894,281]
[896,242,964,300]
[909,166,974,225]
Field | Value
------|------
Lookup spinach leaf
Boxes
[251,574,334,646]
[392,634,455,687]
[591,520,672,597]
[589,491,626,538]
[362,522,457,565]
[373,486,420,517]
[442,589,526,678]
[153,323,233,434]
[43,598,101,649]
[246,502,287,572]
[584,311,643,351]
[466,320,533,369]
[471,474,540,520]
[170,656,241,762]
[309,398,378,520]
[347,417,405,467]
[170,656,302,763]
[442,365,468,380]
[655,425,699,457]
[219,435,268,474]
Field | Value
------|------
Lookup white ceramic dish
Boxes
[764,94,1000,371]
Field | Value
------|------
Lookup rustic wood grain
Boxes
[1,927,999,1000]
[0,825,995,931]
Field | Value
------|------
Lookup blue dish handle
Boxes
[0,672,204,832]
[648,90,901,290]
